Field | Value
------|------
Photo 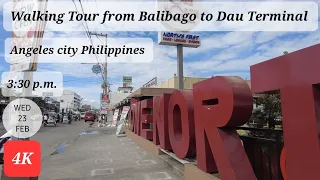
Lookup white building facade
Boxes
[59,90,81,113]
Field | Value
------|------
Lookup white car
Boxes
[80,112,85,119]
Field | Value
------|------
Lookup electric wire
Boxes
[71,0,105,82]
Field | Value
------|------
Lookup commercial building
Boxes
[59,90,82,113]
[81,104,91,111]
[156,76,208,89]
[113,76,255,109]
[45,97,60,112]
[117,86,133,93]
[109,86,133,109]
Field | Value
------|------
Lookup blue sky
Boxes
[1,0,320,108]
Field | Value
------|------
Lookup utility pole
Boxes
[88,32,109,125]
[177,44,184,90]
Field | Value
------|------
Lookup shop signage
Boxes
[128,44,320,180]
[123,76,132,87]
[100,93,109,112]
[142,77,157,88]
[158,32,201,48]
[111,109,119,127]
[11,0,48,72]
[116,106,130,135]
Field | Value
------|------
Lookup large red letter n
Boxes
[153,94,172,150]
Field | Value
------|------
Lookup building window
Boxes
[124,91,128,93]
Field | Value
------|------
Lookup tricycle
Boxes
[62,114,72,124]
[43,112,57,127]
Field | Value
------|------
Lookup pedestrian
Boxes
[57,113,60,122]
[68,112,71,121]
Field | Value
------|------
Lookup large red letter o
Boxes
[168,90,195,159]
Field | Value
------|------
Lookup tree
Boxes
[283,51,289,55]
[250,93,282,129]
[31,97,47,109]
[248,51,287,129]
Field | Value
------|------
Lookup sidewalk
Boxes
[40,125,183,180]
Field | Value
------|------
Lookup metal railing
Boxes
[237,127,283,180]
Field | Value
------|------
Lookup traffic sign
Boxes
[92,64,101,74]
[101,102,108,109]
[10,0,48,72]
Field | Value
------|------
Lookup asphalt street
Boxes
[0,119,94,180]
[32,121,91,159]
[0,120,90,159]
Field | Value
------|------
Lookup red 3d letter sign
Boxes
[193,76,256,180]
[153,94,172,150]
[250,44,320,180]
[129,103,136,132]
[130,98,140,132]
[140,99,153,140]
[168,90,196,158]
[130,101,141,136]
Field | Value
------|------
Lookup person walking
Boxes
[57,113,60,123]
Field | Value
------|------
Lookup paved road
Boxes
[40,126,183,180]
[32,120,90,159]
[0,120,91,158]
[0,120,93,180]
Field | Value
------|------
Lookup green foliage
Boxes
[283,51,289,55]
[31,97,47,109]
[250,94,282,129]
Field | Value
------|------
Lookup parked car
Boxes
[84,111,95,122]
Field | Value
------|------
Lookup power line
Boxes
[63,77,101,83]
[79,0,105,82]
[71,0,105,82]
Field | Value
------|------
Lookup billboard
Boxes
[142,77,157,88]
[158,32,201,48]
[100,93,109,112]
[11,0,48,71]
[123,76,132,87]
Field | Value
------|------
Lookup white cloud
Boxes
[255,32,287,44]
[3,4,320,106]
[36,29,320,106]
[4,1,318,32]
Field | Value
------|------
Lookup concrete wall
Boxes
[156,77,207,89]
[155,77,251,90]
[156,77,176,88]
